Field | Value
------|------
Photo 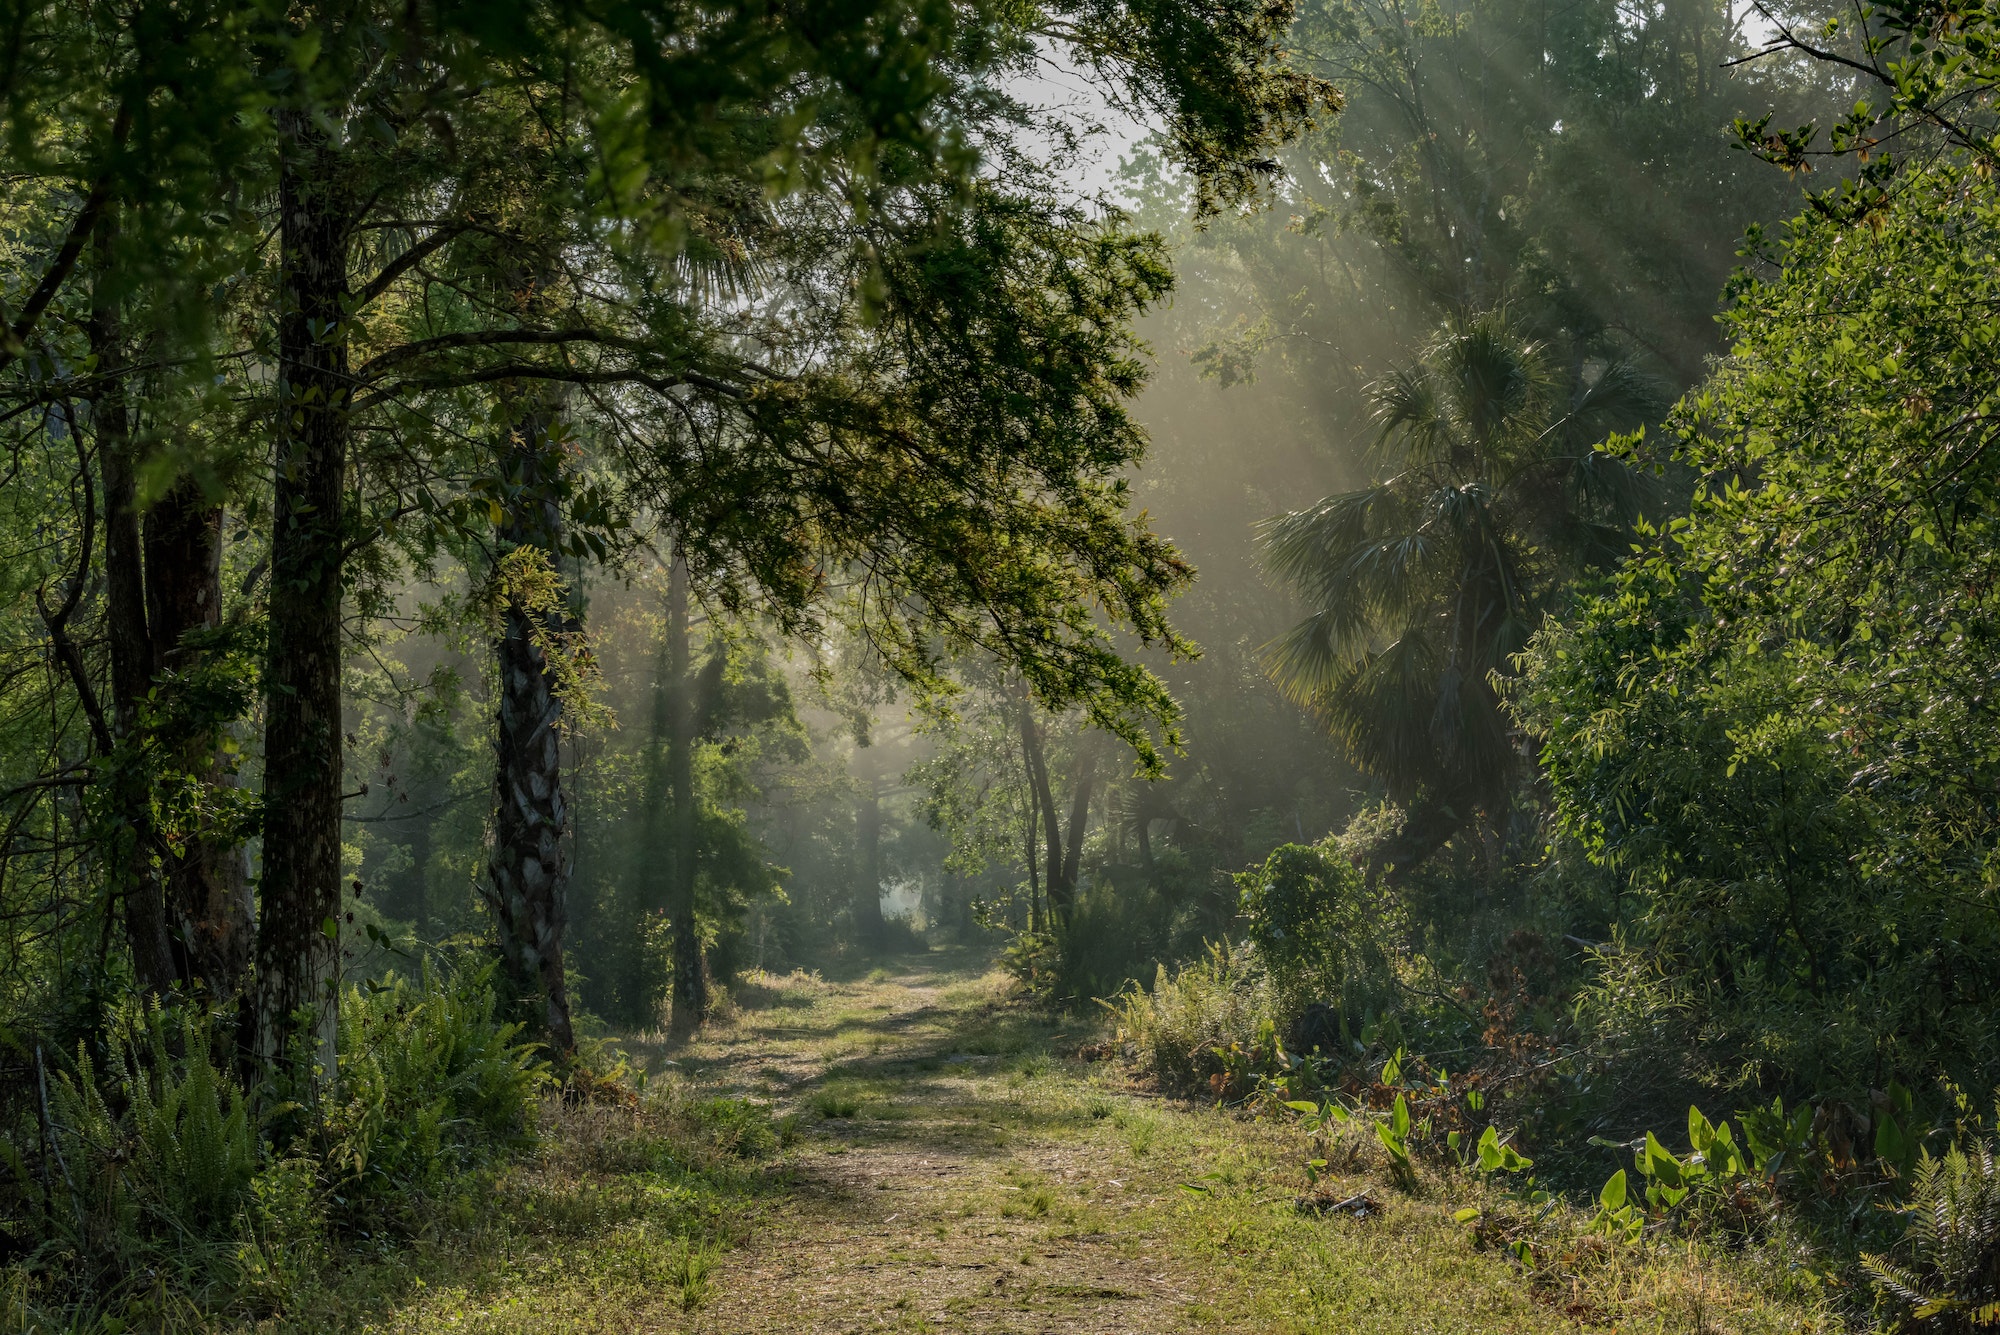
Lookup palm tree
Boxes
[1260,312,1658,871]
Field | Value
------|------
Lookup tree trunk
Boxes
[407,801,431,944]
[1016,687,1065,923]
[88,217,179,997]
[255,113,352,1078]
[664,550,710,1032]
[1015,689,1044,933]
[854,771,886,947]
[1021,784,1042,934]
[1054,736,1099,921]
[148,483,253,999]
[485,405,577,1057]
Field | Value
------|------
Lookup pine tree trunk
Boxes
[485,409,576,1057]
[665,551,708,1032]
[255,113,352,1078]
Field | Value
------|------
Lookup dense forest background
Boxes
[10,0,2000,1326]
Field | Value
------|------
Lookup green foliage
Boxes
[1865,1144,2000,1332]
[1373,1092,1418,1191]
[234,1158,329,1311]
[1517,159,2000,1095]
[687,1097,780,1157]
[1105,941,1276,1093]
[1236,837,1400,1026]
[326,958,545,1220]
[1262,313,1658,859]
[36,1004,255,1280]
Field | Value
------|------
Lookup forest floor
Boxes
[328,946,1829,1335]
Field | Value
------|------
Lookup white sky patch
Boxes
[1004,39,1160,207]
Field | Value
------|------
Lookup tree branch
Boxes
[352,221,474,310]
[0,102,132,374]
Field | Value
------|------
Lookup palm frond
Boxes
[1369,364,1451,464]
[1566,448,1657,527]
[1263,605,1376,701]
[1312,630,1443,799]
[1558,357,1669,445]
[1434,311,1555,456]
[1259,487,1400,593]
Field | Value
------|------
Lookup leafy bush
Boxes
[688,1096,780,1156]
[36,1003,255,1280]
[1515,162,2000,1099]
[234,1157,328,1310]
[1236,837,1402,1034]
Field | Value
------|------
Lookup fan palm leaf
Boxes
[1261,309,1657,817]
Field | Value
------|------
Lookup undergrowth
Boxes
[0,957,780,1331]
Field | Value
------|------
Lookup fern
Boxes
[41,1002,255,1275]
[325,956,545,1219]
[1864,1144,2000,1331]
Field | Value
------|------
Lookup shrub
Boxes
[1236,837,1402,1036]
[1106,940,1275,1092]
[234,1158,328,1311]
[37,1002,255,1280]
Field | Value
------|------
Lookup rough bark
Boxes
[255,112,352,1077]
[485,409,577,1057]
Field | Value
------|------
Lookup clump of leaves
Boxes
[33,1003,256,1291]
[1864,1144,2000,1332]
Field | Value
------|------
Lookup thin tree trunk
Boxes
[486,404,577,1057]
[1022,787,1041,934]
[408,803,431,944]
[855,771,886,947]
[664,550,710,1031]
[1054,736,1099,921]
[256,113,352,1078]
[1016,690,1044,933]
[1016,688,1064,920]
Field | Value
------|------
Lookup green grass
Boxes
[127,948,1837,1333]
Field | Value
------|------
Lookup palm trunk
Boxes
[486,407,577,1057]
[664,551,709,1031]
[255,112,352,1078]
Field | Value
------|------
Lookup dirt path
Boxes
[642,952,1235,1334]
